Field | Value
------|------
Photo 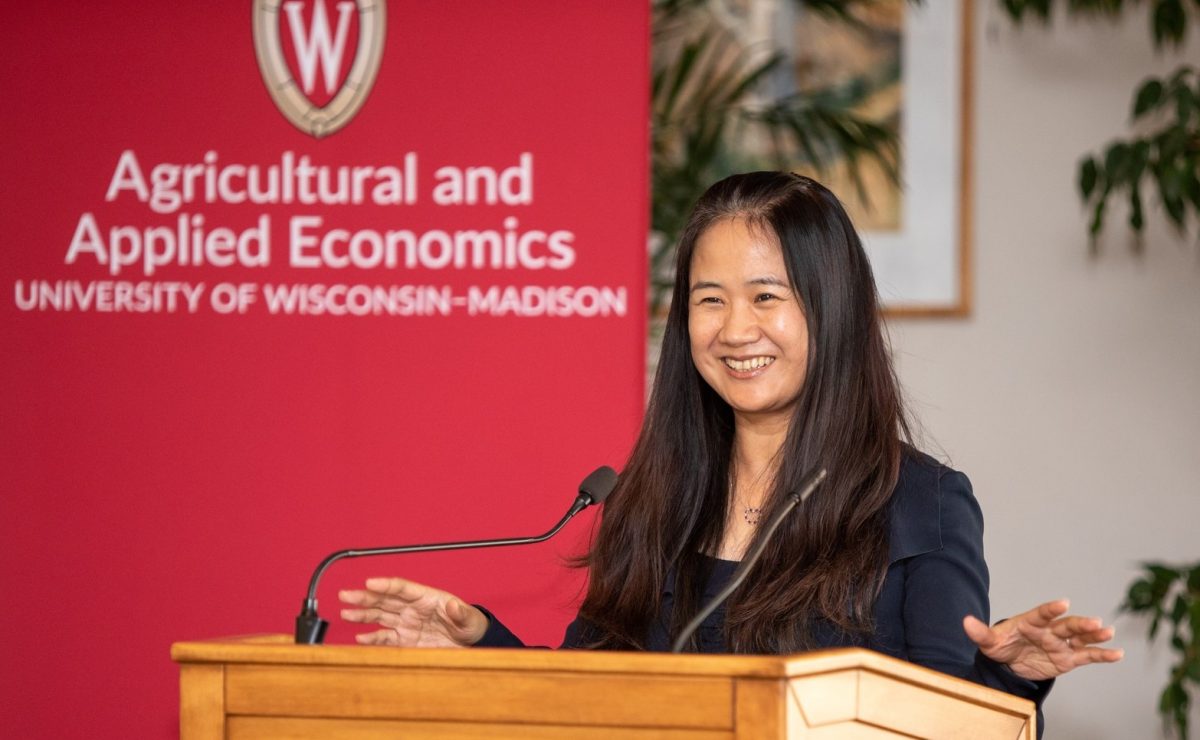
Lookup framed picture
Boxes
[698,0,973,316]
[862,0,972,316]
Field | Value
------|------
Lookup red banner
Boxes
[1,2,647,736]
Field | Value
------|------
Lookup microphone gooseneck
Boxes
[669,467,827,654]
[295,465,618,644]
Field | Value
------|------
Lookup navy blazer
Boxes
[478,451,1052,731]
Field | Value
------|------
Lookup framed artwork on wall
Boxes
[678,0,973,316]
[862,0,972,317]
[772,0,973,316]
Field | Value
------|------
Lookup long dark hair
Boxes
[577,172,909,653]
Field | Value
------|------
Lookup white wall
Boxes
[890,4,1200,738]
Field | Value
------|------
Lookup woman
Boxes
[340,172,1121,718]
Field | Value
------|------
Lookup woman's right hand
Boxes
[339,577,489,647]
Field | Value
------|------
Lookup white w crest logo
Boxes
[283,0,355,95]
[252,0,387,138]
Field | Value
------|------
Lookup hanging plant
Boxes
[1000,1,1200,249]
[1079,66,1200,250]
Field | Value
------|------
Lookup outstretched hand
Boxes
[339,577,488,647]
[963,599,1124,681]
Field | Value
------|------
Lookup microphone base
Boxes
[295,613,329,644]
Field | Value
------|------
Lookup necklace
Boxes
[742,506,762,525]
[730,470,767,527]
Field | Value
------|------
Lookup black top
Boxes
[689,554,740,651]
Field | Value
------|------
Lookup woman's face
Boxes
[688,218,810,425]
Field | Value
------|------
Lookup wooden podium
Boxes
[172,635,1035,739]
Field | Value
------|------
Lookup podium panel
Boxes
[172,635,1034,739]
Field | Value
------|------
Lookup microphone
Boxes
[670,468,827,654]
[295,466,618,644]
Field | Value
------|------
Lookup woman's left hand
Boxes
[963,599,1124,681]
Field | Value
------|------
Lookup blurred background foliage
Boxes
[1122,562,1200,739]
[999,0,1200,253]
[650,0,1198,308]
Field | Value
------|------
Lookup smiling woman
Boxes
[600,172,910,622]
[338,173,1122,739]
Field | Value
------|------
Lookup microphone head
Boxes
[578,466,618,506]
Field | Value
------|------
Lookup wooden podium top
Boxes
[173,635,1036,739]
